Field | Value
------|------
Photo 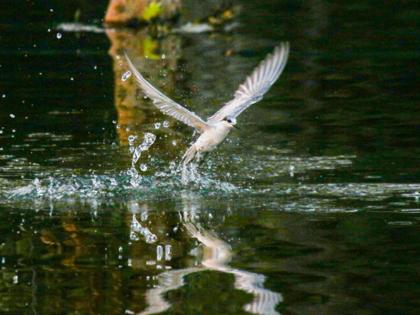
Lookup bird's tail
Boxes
[181,145,197,166]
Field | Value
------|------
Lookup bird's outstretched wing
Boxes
[207,42,290,123]
[125,53,209,133]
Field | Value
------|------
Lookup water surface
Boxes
[0,1,419,314]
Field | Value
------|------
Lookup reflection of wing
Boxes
[140,267,201,315]
[124,53,209,133]
[140,192,282,315]
[184,220,282,315]
[207,42,290,123]
[181,192,282,315]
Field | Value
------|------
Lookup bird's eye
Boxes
[226,119,232,123]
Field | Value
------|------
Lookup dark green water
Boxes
[0,1,419,314]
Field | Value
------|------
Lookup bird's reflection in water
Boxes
[138,192,282,315]
[106,27,282,314]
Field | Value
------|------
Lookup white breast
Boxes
[195,124,231,152]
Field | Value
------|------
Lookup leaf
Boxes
[143,37,160,60]
[142,1,162,21]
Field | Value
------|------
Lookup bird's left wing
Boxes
[125,53,209,133]
[207,42,289,123]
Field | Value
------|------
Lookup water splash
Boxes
[140,164,148,172]
[128,135,137,151]
[127,132,157,186]
[129,133,156,168]
[127,167,141,188]
[130,214,157,244]
[121,70,132,82]
[3,147,416,213]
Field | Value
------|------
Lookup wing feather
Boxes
[208,42,289,123]
[124,53,209,133]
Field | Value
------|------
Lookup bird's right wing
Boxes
[207,42,289,123]
[125,53,209,133]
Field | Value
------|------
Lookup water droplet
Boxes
[93,65,98,70]
[142,133,156,150]
[289,165,295,177]
[56,32,62,39]
[2,94,6,98]
[140,164,147,172]
[128,135,137,145]
[140,211,148,221]
[165,245,172,261]
[9,114,15,118]
[130,231,139,241]
[132,149,141,165]
[121,71,132,81]
[130,214,157,243]
[146,234,157,243]
[156,245,163,261]
[70,77,74,81]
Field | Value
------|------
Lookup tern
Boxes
[124,42,290,165]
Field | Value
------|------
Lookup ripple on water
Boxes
[1,167,418,215]
[1,137,418,213]
[26,132,73,142]
[218,154,356,181]
[56,22,104,34]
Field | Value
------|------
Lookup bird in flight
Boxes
[124,42,290,166]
